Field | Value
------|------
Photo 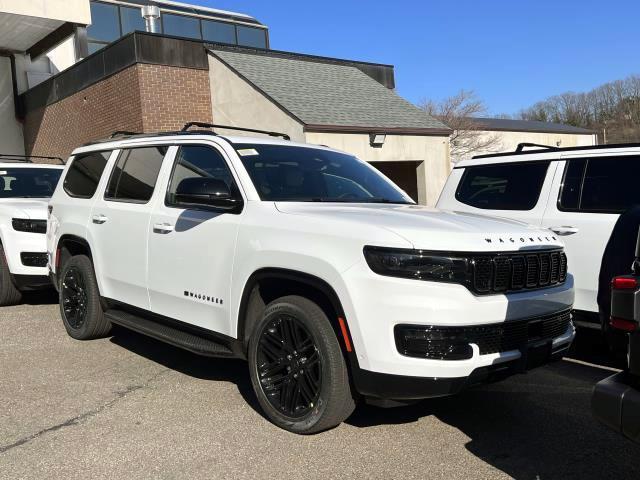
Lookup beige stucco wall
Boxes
[454,130,597,162]
[0,58,25,155]
[305,132,451,206]
[208,54,305,142]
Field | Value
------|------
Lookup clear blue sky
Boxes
[196,0,640,115]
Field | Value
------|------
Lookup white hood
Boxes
[0,198,49,220]
[275,203,563,252]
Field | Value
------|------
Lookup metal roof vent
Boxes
[141,5,161,33]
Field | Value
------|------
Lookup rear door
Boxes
[542,153,640,314]
[87,146,167,310]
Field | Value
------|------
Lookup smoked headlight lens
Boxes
[363,246,470,283]
[12,218,47,234]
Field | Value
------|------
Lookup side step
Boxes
[105,309,235,357]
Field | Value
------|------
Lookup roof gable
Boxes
[210,49,450,134]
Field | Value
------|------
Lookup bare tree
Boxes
[518,74,640,143]
[419,90,502,162]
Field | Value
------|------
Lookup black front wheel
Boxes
[248,295,355,434]
[59,255,111,340]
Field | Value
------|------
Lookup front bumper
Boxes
[592,372,640,443]
[353,339,571,401]
[341,259,575,378]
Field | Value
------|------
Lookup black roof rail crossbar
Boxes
[515,142,559,152]
[110,130,141,138]
[471,142,640,160]
[181,122,291,140]
[0,153,64,164]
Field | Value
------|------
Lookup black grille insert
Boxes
[470,249,567,294]
[395,310,572,359]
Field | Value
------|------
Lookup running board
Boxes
[105,309,235,357]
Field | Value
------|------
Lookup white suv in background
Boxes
[48,124,574,434]
[0,156,63,305]
[438,143,640,329]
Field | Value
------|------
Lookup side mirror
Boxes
[174,177,242,211]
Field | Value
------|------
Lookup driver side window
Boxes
[166,145,239,207]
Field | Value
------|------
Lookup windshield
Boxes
[0,168,62,198]
[235,144,413,204]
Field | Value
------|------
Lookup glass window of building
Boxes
[236,25,267,48]
[87,1,120,52]
[162,13,201,39]
[202,20,236,44]
[120,5,146,35]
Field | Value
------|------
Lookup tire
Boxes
[248,295,355,434]
[0,245,21,306]
[59,255,111,340]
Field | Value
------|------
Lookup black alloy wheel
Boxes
[256,314,322,418]
[61,266,88,329]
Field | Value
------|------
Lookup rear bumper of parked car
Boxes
[592,371,640,444]
[340,261,575,396]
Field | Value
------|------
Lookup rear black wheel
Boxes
[59,255,111,340]
[248,295,355,434]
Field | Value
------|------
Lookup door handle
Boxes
[153,223,174,233]
[92,214,108,224]
[549,226,579,236]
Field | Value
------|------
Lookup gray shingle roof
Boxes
[465,117,595,134]
[210,49,449,132]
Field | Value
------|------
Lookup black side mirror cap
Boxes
[174,177,243,211]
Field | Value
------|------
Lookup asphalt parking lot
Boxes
[1,292,640,480]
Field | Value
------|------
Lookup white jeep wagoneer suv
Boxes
[47,124,575,434]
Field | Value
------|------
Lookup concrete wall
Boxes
[0,0,90,24]
[305,132,450,206]
[208,54,305,142]
[0,58,25,155]
[453,130,597,163]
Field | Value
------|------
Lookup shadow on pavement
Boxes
[20,289,58,305]
[108,324,640,478]
[108,326,264,416]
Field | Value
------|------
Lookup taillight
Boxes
[611,277,638,290]
[610,317,638,332]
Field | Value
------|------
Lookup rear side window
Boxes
[560,156,640,213]
[455,162,550,210]
[105,147,166,203]
[63,151,111,198]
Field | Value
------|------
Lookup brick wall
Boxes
[24,63,213,160]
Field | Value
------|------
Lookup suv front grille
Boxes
[471,250,567,294]
[395,309,572,359]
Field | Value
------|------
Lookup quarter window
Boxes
[580,156,640,212]
[105,147,166,203]
[167,145,238,207]
[455,162,550,210]
[64,151,111,198]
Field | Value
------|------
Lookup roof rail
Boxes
[110,130,140,138]
[181,122,291,140]
[0,153,64,164]
[514,142,559,152]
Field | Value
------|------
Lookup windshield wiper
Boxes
[308,197,413,204]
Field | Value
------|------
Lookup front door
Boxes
[88,146,167,310]
[147,144,244,336]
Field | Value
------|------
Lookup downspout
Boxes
[0,50,21,121]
